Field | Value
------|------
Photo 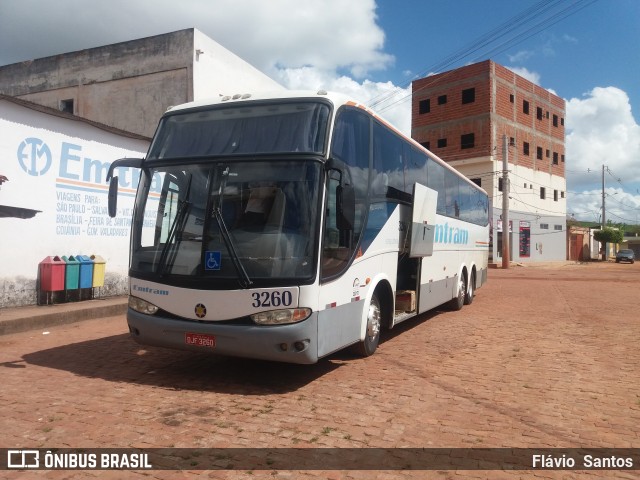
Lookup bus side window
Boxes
[322,107,370,281]
[427,158,446,215]
[372,122,404,199]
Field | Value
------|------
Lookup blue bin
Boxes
[77,255,94,289]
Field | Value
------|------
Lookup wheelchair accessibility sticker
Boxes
[205,251,221,271]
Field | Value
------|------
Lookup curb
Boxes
[0,298,128,336]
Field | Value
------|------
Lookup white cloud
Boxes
[506,66,541,85]
[566,87,640,221]
[568,187,640,224]
[0,0,394,79]
[508,50,534,63]
[0,0,412,137]
[276,66,411,134]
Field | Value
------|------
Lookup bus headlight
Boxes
[251,308,312,325]
[129,296,159,315]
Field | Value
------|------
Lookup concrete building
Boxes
[0,95,150,307]
[0,28,284,137]
[0,28,285,307]
[412,60,567,263]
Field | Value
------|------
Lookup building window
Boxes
[498,178,503,192]
[419,99,430,114]
[540,223,549,229]
[561,118,565,126]
[536,107,543,120]
[554,190,559,201]
[561,154,565,162]
[438,95,447,105]
[553,152,559,165]
[523,142,530,156]
[461,133,475,149]
[510,137,515,147]
[462,88,475,104]
[510,94,514,103]
[524,183,528,188]
[437,138,447,148]
[60,99,74,114]
[536,147,543,160]
[523,100,530,115]
[546,149,550,158]
[420,141,430,150]
[553,114,559,127]
[471,178,482,187]
[554,225,563,231]
[561,191,565,198]
[540,187,546,200]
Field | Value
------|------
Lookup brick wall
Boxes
[411,60,565,179]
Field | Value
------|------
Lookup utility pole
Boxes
[601,164,607,260]
[501,134,510,269]
[602,164,606,229]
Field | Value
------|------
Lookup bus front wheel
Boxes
[354,293,381,357]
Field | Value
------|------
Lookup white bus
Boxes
[107,90,489,364]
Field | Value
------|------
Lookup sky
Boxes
[1,0,639,224]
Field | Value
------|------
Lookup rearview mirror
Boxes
[106,157,144,218]
[108,176,118,217]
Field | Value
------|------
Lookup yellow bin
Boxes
[90,254,106,287]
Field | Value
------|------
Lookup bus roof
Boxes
[164,90,487,195]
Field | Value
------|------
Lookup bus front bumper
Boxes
[127,309,319,364]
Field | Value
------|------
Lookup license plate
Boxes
[185,332,216,348]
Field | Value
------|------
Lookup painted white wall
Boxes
[192,29,284,100]
[0,99,149,306]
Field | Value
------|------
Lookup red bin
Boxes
[39,256,66,292]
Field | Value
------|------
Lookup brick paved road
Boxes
[1,263,639,479]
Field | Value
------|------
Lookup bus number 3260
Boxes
[252,291,293,308]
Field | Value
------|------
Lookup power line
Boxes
[369,0,559,108]
[370,0,599,114]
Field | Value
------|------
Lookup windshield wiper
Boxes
[212,167,253,288]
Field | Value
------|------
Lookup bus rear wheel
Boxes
[354,293,381,357]
[464,272,475,305]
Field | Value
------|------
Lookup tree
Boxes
[593,227,624,260]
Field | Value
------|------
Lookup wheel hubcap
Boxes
[459,278,466,301]
[367,301,381,339]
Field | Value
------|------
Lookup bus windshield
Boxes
[131,160,322,288]
[147,101,330,159]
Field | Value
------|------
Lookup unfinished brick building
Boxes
[412,60,567,262]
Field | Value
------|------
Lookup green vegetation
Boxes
[593,227,624,245]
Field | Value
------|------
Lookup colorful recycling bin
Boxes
[90,255,106,287]
[76,255,94,289]
[61,255,80,290]
[39,256,66,291]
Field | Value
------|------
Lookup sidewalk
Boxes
[0,296,128,335]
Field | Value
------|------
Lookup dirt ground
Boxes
[0,261,639,479]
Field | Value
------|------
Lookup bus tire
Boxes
[464,271,475,305]
[448,273,466,311]
[354,292,381,357]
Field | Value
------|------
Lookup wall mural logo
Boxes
[17,137,52,176]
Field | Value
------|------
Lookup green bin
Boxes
[61,255,80,290]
